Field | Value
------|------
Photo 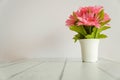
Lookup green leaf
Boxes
[85,27,98,39]
[100,20,110,26]
[73,33,84,42]
[97,26,110,33]
[84,26,93,34]
[85,34,94,39]
[73,37,78,42]
[98,34,107,38]
[98,9,104,20]
[85,26,110,39]
[69,26,87,36]
[93,27,99,38]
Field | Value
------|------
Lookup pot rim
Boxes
[79,38,100,40]
[79,39,100,41]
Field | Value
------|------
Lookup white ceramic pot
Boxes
[79,39,100,62]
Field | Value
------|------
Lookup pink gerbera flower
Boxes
[66,6,111,28]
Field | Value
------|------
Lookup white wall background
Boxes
[0,0,120,61]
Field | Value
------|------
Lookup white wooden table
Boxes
[0,58,119,80]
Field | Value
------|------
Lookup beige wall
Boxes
[0,0,120,61]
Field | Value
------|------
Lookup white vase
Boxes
[79,39,100,62]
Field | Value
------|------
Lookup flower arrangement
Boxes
[66,6,111,42]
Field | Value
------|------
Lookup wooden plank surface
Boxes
[0,59,119,80]
[62,61,115,80]
[0,59,26,68]
[98,59,120,80]
[0,60,43,80]
[8,62,65,80]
